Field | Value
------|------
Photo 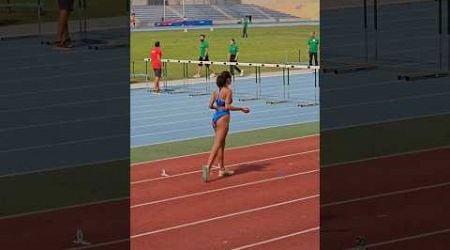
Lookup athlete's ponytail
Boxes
[216,75,226,88]
[216,71,232,88]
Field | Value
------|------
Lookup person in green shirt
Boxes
[307,31,319,67]
[228,38,244,77]
[242,17,249,38]
[195,34,216,78]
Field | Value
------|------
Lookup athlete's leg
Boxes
[153,76,160,92]
[206,116,229,169]
[217,120,229,169]
[57,10,69,44]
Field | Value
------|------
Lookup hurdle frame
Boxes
[144,58,320,105]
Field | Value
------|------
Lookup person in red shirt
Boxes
[150,41,162,94]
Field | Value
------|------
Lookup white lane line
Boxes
[322,181,450,208]
[131,86,315,112]
[0,81,125,98]
[131,105,312,129]
[0,96,128,113]
[64,238,129,250]
[3,67,118,84]
[6,55,128,71]
[1,134,128,153]
[131,120,318,148]
[321,110,450,132]
[131,112,318,138]
[131,169,319,209]
[0,197,127,220]
[132,134,319,166]
[131,194,319,238]
[345,228,450,250]
[131,149,319,184]
[231,227,320,250]
[131,101,314,123]
[0,114,128,133]
[0,156,128,179]
[322,91,450,111]
[323,145,450,168]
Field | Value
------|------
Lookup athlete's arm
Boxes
[224,90,250,113]
[208,91,217,110]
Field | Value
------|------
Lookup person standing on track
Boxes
[242,17,249,38]
[307,31,319,68]
[130,11,136,30]
[150,41,163,94]
[228,38,244,77]
[202,71,250,182]
[194,34,216,78]
[56,0,75,48]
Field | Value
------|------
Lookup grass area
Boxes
[130,25,319,81]
[0,0,128,26]
[0,160,129,217]
[321,114,450,166]
[131,122,319,163]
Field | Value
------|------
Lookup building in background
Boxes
[131,0,317,28]
[243,0,318,20]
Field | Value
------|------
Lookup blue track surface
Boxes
[1,29,129,176]
[131,72,320,147]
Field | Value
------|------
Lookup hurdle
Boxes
[144,58,320,104]
[322,63,376,74]
[397,70,449,81]
[0,0,44,42]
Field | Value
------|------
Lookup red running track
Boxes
[0,198,129,250]
[131,135,320,250]
[321,148,450,249]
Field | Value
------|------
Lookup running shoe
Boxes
[202,165,210,182]
[193,73,201,78]
[218,169,234,177]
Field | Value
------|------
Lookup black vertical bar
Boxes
[255,67,258,98]
[259,67,261,98]
[363,0,368,63]
[373,0,378,30]
[314,69,317,104]
[287,68,290,100]
[163,62,166,90]
[186,63,190,91]
[283,68,286,100]
[448,0,450,35]
[438,0,442,35]
[447,0,450,70]
[363,0,368,29]
[37,0,41,40]
[78,0,82,40]
[83,0,87,35]
[145,60,148,81]
[374,0,378,61]
[438,0,442,69]
[132,61,135,79]
[205,64,209,92]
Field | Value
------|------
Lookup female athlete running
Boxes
[202,71,250,182]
